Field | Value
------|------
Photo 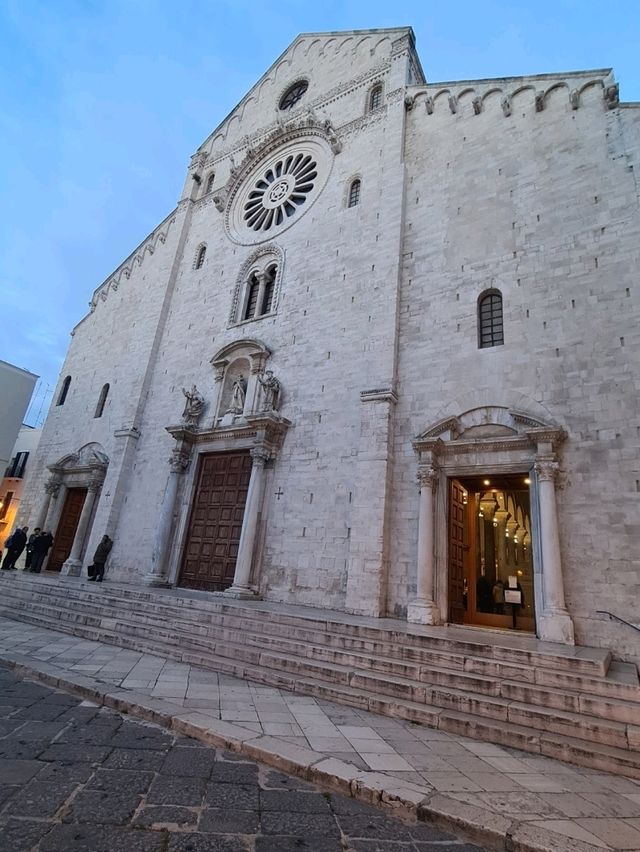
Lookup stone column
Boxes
[535,458,575,644]
[34,478,60,530]
[494,508,510,578]
[255,271,267,317]
[407,465,440,625]
[225,448,268,598]
[61,478,102,576]
[147,446,191,587]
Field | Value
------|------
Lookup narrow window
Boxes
[369,85,383,111]
[206,172,215,193]
[478,291,504,348]
[244,273,260,320]
[95,383,110,418]
[348,179,361,208]
[57,376,71,406]
[195,245,206,269]
[262,265,277,315]
[6,452,29,478]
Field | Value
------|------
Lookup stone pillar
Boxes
[535,458,575,644]
[255,271,267,317]
[407,465,440,625]
[225,448,268,598]
[34,478,60,530]
[494,508,510,578]
[147,446,191,587]
[61,479,102,576]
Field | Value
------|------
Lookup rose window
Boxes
[243,154,318,232]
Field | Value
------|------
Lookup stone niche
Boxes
[210,338,271,426]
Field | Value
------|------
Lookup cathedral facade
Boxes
[21,29,640,663]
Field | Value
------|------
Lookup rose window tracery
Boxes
[243,154,318,232]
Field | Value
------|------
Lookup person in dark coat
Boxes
[30,531,54,573]
[88,535,112,582]
[24,528,41,569]
[2,527,28,570]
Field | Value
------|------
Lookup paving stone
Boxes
[39,743,114,762]
[260,812,341,836]
[133,804,199,828]
[414,845,483,851]
[0,757,43,783]
[86,768,154,794]
[37,760,95,784]
[55,705,101,723]
[148,775,207,805]
[0,739,49,759]
[64,787,142,825]
[261,768,316,791]
[7,720,68,741]
[199,808,259,834]
[260,789,332,813]
[168,834,251,852]
[328,794,385,815]
[210,760,259,785]
[104,747,167,771]
[255,836,344,852]
[39,824,165,852]
[0,817,53,851]
[39,691,81,705]
[407,821,457,841]
[55,723,120,745]
[349,843,419,852]
[161,747,217,778]
[3,779,77,817]
[340,814,415,842]
[0,783,18,806]
[205,780,258,810]
[13,700,69,721]
[0,719,23,738]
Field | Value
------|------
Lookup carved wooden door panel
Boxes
[49,488,87,572]
[448,479,467,624]
[178,452,252,592]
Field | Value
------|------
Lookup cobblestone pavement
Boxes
[0,667,486,851]
[1,618,639,852]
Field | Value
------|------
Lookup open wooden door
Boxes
[448,479,467,623]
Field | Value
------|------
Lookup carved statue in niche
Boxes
[257,370,281,412]
[181,385,205,425]
[228,374,247,415]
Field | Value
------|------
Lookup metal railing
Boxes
[596,611,640,633]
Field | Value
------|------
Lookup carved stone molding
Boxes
[44,478,61,497]
[250,448,270,467]
[417,465,438,491]
[360,387,398,404]
[534,458,560,482]
[169,447,192,474]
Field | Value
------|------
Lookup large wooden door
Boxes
[448,479,467,624]
[178,452,252,592]
[48,488,87,572]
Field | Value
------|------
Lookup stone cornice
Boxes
[166,412,291,458]
[360,387,398,404]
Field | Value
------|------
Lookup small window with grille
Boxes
[348,179,361,208]
[478,290,504,348]
[369,85,383,111]
[95,384,110,418]
[57,376,71,406]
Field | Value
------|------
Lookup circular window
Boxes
[279,81,308,111]
[226,137,332,245]
[243,153,317,232]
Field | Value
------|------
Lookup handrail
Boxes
[596,611,640,633]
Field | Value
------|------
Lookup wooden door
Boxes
[448,479,467,624]
[178,452,252,592]
[49,488,87,572]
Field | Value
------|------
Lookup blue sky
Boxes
[1,0,638,425]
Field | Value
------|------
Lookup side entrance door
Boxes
[178,451,252,592]
[448,479,467,623]
[49,488,87,572]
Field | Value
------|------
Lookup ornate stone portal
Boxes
[409,406,575,645]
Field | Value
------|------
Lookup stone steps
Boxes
[1,575,639,778]
[2,597,640,780]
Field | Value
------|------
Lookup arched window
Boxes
[348,179,361,208]
[94,384,110,418]
[195,245,207,269]
[244,273,260,320]
[369,85,383,111]
[57,376,71,407]
[262,265,277,315]
[279,80,308,111]
[205,172,215,193]
[478,290,504,348]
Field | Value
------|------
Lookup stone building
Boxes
[20,28,640,663]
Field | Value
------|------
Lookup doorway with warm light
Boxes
[448,473,536,632]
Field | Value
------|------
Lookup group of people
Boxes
[1,527,54,573]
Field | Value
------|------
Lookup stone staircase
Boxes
[1,573,639,778]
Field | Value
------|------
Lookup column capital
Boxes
[169,447,191,474]
[87,478,103,493]
[535,457,560,482]
[250,448,270,467]
[44,477,61,497]
[417,465,438,490]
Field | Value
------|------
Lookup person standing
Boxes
[30,531,54,573]
[24,528,41,570]
[1,527,28,570]
[88,535,113,582]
